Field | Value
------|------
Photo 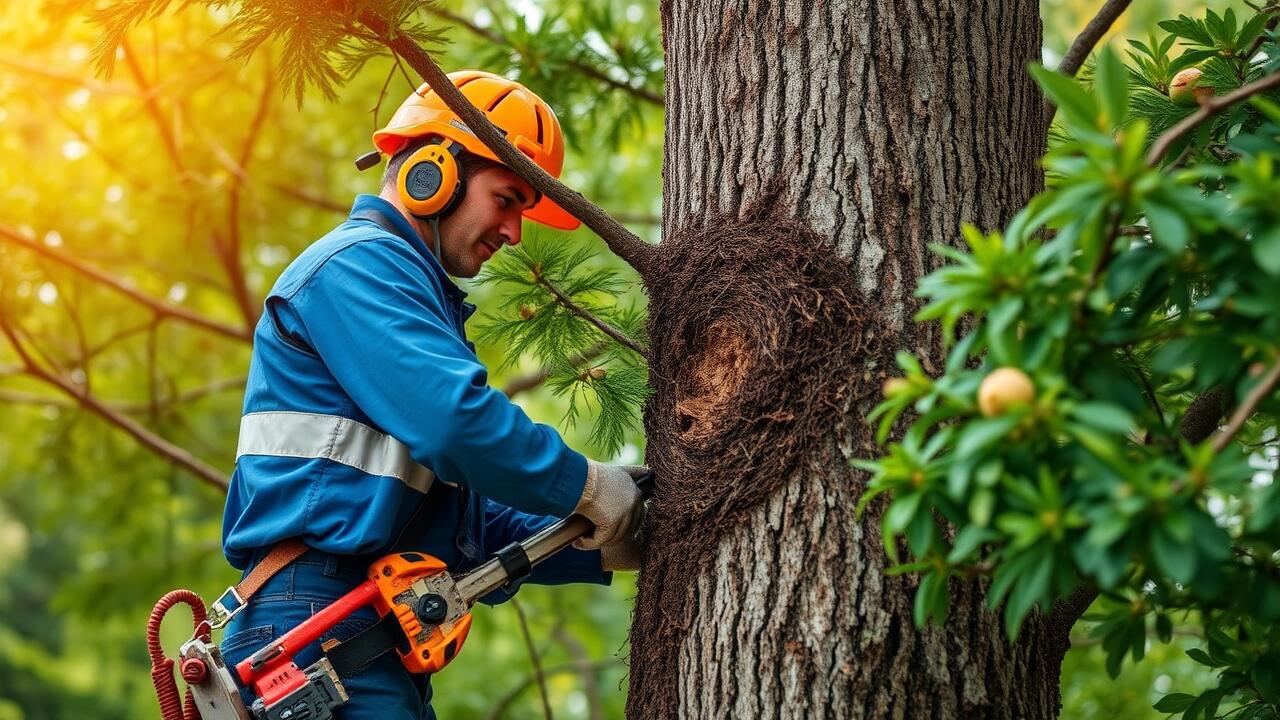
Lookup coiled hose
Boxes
[148,590,208,720]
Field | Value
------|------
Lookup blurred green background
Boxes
[0,0,1242,717]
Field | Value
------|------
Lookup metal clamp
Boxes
[207,586,245,630]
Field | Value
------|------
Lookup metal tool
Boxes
[170,473,652,720]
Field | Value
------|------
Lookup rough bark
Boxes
[631,1,1066,718]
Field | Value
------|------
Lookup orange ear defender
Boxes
[397,138,465,219]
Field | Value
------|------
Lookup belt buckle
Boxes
[207,586,245,630]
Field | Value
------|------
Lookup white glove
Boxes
[601,533,644,571]
[573,461,645,550]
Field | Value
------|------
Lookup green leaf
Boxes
[955,416,1020,460]
[1004,548,1053,639]
[1069,402,1135,434]
[947,524,1000,564]
[905,507,937,557]
[1153,693,1197,713]
[1252,225,1280,276]
[1095,46,1130,128]
[1142,200,1190,254]
[1151,521,1197,584]
[970,488,996,526]
[885,491,924,536]
[1031,64,1100,130]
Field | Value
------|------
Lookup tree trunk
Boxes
[630,1,1071,718]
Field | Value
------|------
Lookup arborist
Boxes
[217,70,646,719]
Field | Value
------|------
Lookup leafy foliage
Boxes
[861,8,1280,717]
[477,229,649,456]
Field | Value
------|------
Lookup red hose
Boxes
[148,590,209,720]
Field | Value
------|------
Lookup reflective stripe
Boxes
[236,411,435,493]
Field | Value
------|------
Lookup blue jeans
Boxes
[219,550,435,720]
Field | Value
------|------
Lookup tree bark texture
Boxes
[630,1,1070,718]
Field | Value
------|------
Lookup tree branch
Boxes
[1045,0,1133,124]
[0,313,228,491]
[421,6,663,107]
[358,11,660,280]
[1146,71,1280,165]
[0,224,251,344]
[0,375,245,414]
[121,35,185,176]
[503,342,609,398]
[509,599,553,720]
[534,273,648,358]
[1211,357,1280,452]
[270,182,351,213]
[220,58,274,329]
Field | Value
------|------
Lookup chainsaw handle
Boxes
[454,471,653,604]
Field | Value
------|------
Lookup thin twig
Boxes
[270,183,351,213]
[121,36,185,175]
[1211,357,1280,452]
[534,273,648,357]
[1125,346,1166,434]
[220,57,275,329]
[359,11,660,279]
[551,627,606,720]
[503,342,610,398]
[483,659,624,720]
[0,54,142,96]
[0,224,251,343]
[0,313,227,490]
[1046,0,1133,124]
[510,599,553,720]
[421,6,663,107]
[0,376,246,413]
[1146,71,1280,165]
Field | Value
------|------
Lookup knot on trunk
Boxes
[644,210,891,534]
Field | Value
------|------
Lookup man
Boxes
[218,70,646,719]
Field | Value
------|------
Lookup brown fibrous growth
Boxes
[627,202,891,718]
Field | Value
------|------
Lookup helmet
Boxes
[373,70,579,231]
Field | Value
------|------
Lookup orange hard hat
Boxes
[373,70,579,231]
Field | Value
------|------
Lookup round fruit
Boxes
[977,367,1035,417]
[1169,68,1213,107]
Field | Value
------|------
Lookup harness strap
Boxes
[325,614,408,678]
[208,539,310,629]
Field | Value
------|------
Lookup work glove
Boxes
[572,462,647,551]
[601,532,644,571]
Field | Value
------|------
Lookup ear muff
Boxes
[397,139,465,219]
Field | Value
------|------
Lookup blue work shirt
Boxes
[221,194,606,596]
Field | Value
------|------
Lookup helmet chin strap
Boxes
[426,217,444,267]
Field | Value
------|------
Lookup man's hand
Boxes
[573,461,646,550]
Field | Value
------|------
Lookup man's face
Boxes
[435,166,537,278]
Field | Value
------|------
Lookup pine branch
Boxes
[503,342,608,398]
[0,312,228,491]
[422,5,663,107]
[0,223,252,343]
[358,10,660,279]
[535,271,647,358]
[1147,70,1280,164]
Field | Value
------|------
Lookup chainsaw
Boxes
[149,474,651,720]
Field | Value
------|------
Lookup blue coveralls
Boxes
[219,194,608,719]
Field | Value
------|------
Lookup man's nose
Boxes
[502,219,523,246]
